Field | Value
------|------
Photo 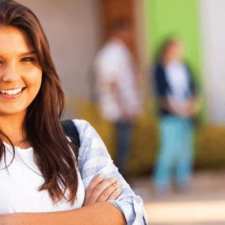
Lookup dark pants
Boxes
[114,120,133,176]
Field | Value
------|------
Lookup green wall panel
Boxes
[144,0,202,81]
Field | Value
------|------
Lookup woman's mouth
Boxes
[0,87,26,98]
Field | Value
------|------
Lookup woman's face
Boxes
[165,41,184,62]
[0,25,42,117]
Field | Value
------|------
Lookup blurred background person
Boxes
[152,38,200,194]
[94,19,142,178]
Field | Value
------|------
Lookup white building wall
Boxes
[200,0,225,123]
[17,0,101,117]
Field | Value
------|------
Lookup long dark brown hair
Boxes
[0,0,78,203]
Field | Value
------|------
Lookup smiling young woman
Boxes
[0,1,148,225]
[0,26,42,118]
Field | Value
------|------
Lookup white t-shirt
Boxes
[165,60,191,103]
[94,39,141,121]
[0,126,85,214]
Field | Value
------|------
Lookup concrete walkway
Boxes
[132,172,225,225]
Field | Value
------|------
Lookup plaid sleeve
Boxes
[74,119,149,225]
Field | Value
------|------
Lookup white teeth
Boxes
[0,88,23,96]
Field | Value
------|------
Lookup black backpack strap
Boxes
[61,120,80,159]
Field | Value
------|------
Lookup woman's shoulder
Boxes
[72,119,91,130]
[156,63,165,71]
[71,119,100,143]
[71,119,108,164]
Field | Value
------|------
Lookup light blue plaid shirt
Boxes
[75,119,149,225]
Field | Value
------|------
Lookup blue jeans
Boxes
[114,120,133,175]
[154,116,194,191]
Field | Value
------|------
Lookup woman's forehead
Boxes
[0,25,33,55]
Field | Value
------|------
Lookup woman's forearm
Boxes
[1,202,126,225]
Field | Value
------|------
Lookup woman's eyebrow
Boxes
[19,50,36,56]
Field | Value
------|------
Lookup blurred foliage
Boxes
[195,125,225,170]
[75,100,225,176]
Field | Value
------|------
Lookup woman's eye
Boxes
[21,57,36,63]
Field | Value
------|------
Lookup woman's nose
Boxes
[0,62,20,82]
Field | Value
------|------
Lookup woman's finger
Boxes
[87,175,105,191]
[97,181,121,202]
[108,187,122,201]
[85,177,117,205]
[88,178,117,204]
[85,175,104,200]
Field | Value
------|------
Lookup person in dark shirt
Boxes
[152,38,200,193]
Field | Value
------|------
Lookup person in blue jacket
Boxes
[152,38,200,193]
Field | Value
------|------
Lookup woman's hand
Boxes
[84,175,121,206]
[167,97,201,118]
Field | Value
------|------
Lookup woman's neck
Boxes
[0,112,29,148]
